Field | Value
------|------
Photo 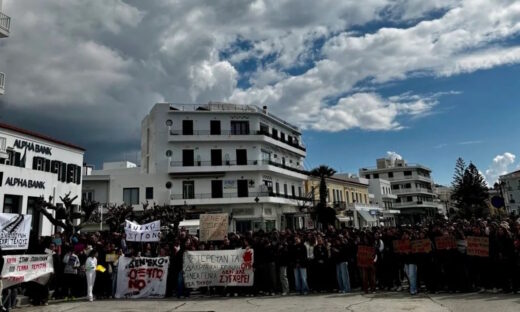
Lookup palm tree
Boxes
[310,165,337,226]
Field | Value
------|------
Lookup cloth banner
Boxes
[466,236,489,257]
[199,214,228,241]
[115,256,169,299]
[435,236,457,250]
[411,239,432,253]
[357,245,375,268]
[1,254,54,288]
[124,220,160,242]
[183,249,254,288]
[392,240,412,254]
[0,213,32,250]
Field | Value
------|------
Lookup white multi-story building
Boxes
[0,0,11,95]
[499,170,520,215]
[360,157,438,224]
[84,103,310,232]
[0,122,85,235]
[366,178,399,225]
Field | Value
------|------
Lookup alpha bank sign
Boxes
[4,177,45,189]
[14,139,52,156]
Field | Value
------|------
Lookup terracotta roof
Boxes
[0,122,85,152]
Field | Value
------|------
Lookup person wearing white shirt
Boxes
[85,250,98,302]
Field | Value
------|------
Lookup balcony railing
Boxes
[0,72,4,94]
[169,159,309,175]
[171,191,311,201]
[0,12,10,35]
[168,129,306,151]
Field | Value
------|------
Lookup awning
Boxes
[336,216,350,223]
[358,209,377,222]
[179,219,200,227]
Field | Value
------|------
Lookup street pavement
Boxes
[19,292,520,312]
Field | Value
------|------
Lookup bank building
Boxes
[0,123,85,236]
[83,103,312,232]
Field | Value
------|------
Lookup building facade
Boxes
[0,123,85,236]
[360,157,438,224]
[0,0,11,95]
[366,178,399,226]
[84,103,310,232]
[305,175,382,228]
[499,170,520,215]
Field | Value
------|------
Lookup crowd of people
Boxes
[2,216,520,309]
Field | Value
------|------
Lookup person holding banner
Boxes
[86,250,98,302]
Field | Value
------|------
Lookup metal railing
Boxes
[171,191,311,201]
[0,72,5,92]
[169,159,309,175]
[0,12,10,34]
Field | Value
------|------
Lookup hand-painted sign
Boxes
[199,214,228,241]
[466,236,489,257]
[0,213,32,250]
[124,220,160,242]
[1,254,54,288]
[183,249,254,288]
[115,256,169,299]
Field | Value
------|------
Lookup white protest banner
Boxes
[1,254,54,288]
[199,213,228,241]
[124,220,160,242]
[0,213,32,250]
[115,256,169,299]
[183,249,254,288]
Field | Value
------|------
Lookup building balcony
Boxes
[170,191,311,206]
[168,129,306,156]
[0,11,10,38]
[168,159,309,179]
[391,187,434,195]
[0,72,5,95]
[393,201,438,209]
[382,193,398,200]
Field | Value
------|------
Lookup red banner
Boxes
[357,245,375,268]
[466,236,489,257]
[392,240,412,254]
[434,236,456,250]
[411,239,432,253]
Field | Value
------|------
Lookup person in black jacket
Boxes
[289,236,309,295]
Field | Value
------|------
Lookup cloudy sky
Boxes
[1,0,520,185]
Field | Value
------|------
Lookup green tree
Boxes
[310,165,337,226]
[451,159,489,218]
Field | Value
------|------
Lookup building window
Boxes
[364,194,367,203]
[237,179,249,197]
[280,132,286,142]
[123,188,140,205]
[275,182,280,195]
[236,149,248,165]
[3,195,22,214]
[210,120,221,135]
[373,173,379,179]
[211,180,223,198]
[404,171,412,176]
[345,191,349,203]
[259,123,269,134]
[284,184,288,198]
[392,184,399,190]
[182,149,194,166]
[298,187,302,198]
[182,120,193,135]
[291,185,295,198]
[182,181,195,199]
[365,174,370,179]
[407,196,413,202]
[146,187,154,200]
[272,128,278,139]
[261,150,271,164]
[230,121,250,135]
[83,191,94,202]
[211,149,222,166]
[264,180,273,193]
[388,172,394,178]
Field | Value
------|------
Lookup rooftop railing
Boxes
[0,12,10,34]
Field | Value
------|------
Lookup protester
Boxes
[86,250,98,302]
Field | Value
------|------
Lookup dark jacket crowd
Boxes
[2,217,520,309]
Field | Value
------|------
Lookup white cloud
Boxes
[1,0,520,163]
[386,151,403,161]
[484,152,517,185]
